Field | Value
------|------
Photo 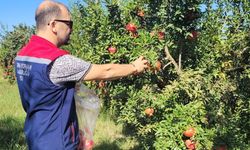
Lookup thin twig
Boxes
[164,45,182,75]
[240,47,250,55]
[225,65,250,73]
[163,62,172,70]
[178,52,182,71]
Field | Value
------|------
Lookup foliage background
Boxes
[0,0,249,149]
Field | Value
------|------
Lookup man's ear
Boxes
[48,21,57,33]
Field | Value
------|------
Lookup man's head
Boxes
[35,0,73,47]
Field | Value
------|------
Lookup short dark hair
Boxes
[35,3,62,30]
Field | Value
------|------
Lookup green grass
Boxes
[0,68,138,150]
[94,112,139,150]
[0,69,27,150]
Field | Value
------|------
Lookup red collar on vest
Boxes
[18,35,70,61]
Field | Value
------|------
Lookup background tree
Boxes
[0,0,249,149]
[0,24,34,83]
[64,0,249,149]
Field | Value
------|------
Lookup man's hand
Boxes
[131,56,149,73]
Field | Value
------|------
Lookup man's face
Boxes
[56,7,73,47]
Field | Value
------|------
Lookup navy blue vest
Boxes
[15,35,79,150]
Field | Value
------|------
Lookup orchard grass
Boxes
[94,111,139,150]
[0,67,138,150]
[0,68,26,150]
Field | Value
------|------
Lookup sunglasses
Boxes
[54,19,73,29]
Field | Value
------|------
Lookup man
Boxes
[14,0,148,150]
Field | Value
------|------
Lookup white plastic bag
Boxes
[75,83,100,150]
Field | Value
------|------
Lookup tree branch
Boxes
[179,52,182,71]
[225,65,250,74]
[164,45,182,75]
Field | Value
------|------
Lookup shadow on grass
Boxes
[94,138,141,150]
[94,141,120,150]
[0,116,27,150]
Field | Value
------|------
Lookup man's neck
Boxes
[36,31,58,47]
